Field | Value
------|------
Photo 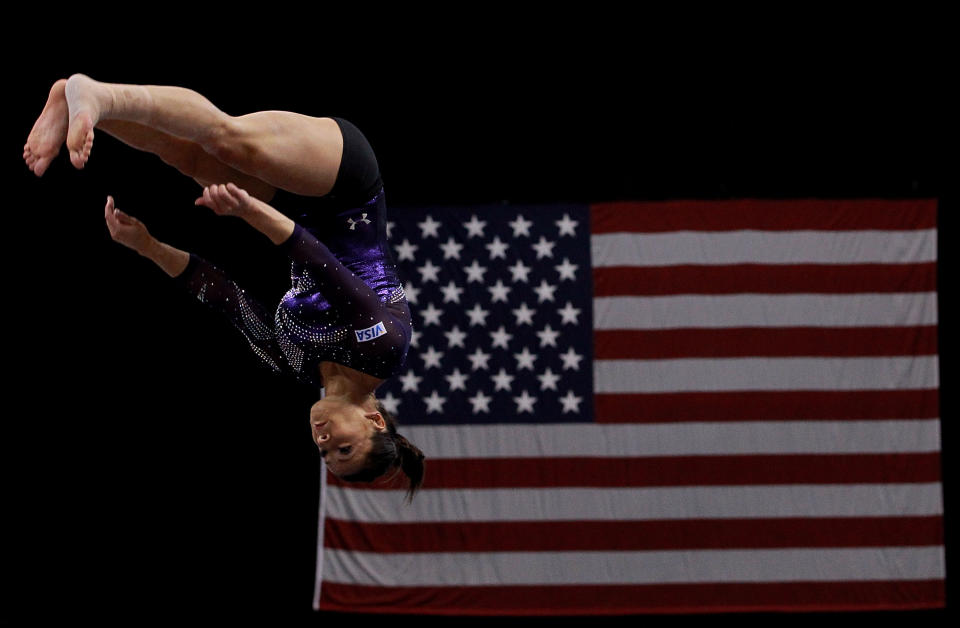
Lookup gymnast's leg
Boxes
[24,79,277,202]
[96,120,278,202]
[62,74,343,197]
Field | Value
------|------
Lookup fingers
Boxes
[195,183,249,213]
[202,185,216,208]
[104,195,119,227]
[104,196,117,237]
[225,182,250,203]
[104,195,143,241]
[212,183,236,208]
[115,210,137,226]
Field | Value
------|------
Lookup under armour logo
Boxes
[347,213,372,230]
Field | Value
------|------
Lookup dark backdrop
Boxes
[4,23,952,626]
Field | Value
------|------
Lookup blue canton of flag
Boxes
[377,204,594,425]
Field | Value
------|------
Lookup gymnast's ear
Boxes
[365,411,387,431]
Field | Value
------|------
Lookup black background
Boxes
[4,17,953,626]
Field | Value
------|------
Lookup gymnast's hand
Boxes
[195,183,253,217]
[104,195,153,255]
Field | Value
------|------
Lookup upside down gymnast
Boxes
[24,75,425,500]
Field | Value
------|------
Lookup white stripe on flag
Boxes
[593,356,939,393]
[402,420,942,459]
[326,484,944,523]
[591,230,938,267]
[593,293,939,329]
[324,547,946,586]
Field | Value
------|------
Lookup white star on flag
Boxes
[559,389,584,413]
[537,368,561,391]
[489,326,513,349]
[440,281,464,304]
[533,280,557,303]
[445,368,469,391]
[468,390,492,413]
[409,329,422,348]
[440,237,464,260]
[417,259,441,283]
[421,303,443,326]
[486,236,510,259]
[394,239,418,261]
[555,258,578,281]
[512,302,536,326]
[560,347,584,370]
[513,389,537,413]
[463,215,486,238]
[424,390,447,413]
[467,347,492,371]
[466,304,489,327]
[514,347,538,370]
[417,215,441,238]
[443,325,468,348]
[490,368,514,391]
[463,260,487,283]
[379,391,401,415]
[555,213,579,236]
[558,301,581,325]
[488,280,512,303]
[536,324,561,348]
[421,346,444,369]
[532,236,556,259]
[508,260,532,282]
[509,214,533,237]
[399,371,422,392]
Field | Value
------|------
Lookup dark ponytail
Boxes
[339,401,425,502]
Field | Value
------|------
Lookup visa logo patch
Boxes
[355,321,388,343]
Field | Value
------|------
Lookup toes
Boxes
[70,149,88,169]
[82,132,93,159]
[69,131,94,169]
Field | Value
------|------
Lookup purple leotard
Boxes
[173,119,411,387]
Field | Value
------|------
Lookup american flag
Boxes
[314,199,944,615]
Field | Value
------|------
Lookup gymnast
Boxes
[24,75,425,500]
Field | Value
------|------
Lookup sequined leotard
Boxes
[173,118,411,388]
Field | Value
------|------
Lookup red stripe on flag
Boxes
[594,326,939,359]
[590,199,938,234]
[320,580,946,615]
[325,516,944,553]
[593,263,937,296]
[330,453,940,490]
[594,390,940,423]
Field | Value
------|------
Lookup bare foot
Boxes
[65,74,108,169]
[23,79,69,177]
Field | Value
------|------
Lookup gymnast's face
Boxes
[310,399,387,477]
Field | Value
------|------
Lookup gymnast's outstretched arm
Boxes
[104,195,294,377]
[104,195,189,277]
